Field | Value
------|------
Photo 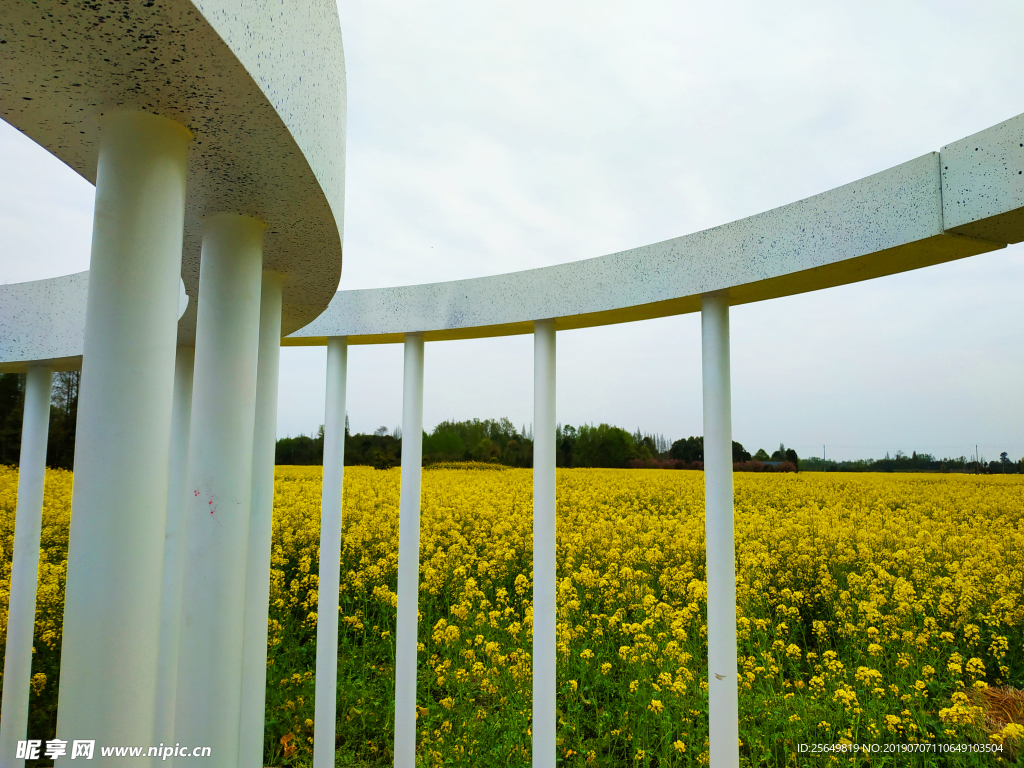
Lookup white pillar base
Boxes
[394,334,424,768]
[0,366,52,764]
[701,292,739,768]
[154,346,195,753]
[313,337,348,768]
[57,111,191,748]
[175,214,266,765]
[239,272,285,768]
[532,320,557,768]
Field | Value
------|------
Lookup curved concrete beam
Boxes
[285,113,1023,346]
[0,0,346,339]
[2,113,1022,368]
[0,275,189,373]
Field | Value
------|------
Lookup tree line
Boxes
[4,373,1014,476]
[275,417,534,470]
[801,450,1023,474]
[276,417,804,471]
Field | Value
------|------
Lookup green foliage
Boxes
[276,426,326,465]
[574,423,639,468]
[558,425,671,469]
[273,417,817,475]
[801,452,1023,474]
[0,373,24,466]
[669,436,703,463]
[784,448,799,470]
[668,437,751,464]
[422,430,465,461]
[556,424,578,467]
[0,371,79,470]
[424,418,532,468]
[348,433,401,469]
[46,372,79,470]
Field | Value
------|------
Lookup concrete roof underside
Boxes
[0,0,347,351]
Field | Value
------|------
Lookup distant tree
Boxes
[575,424,638,468]
[471,437,499,462]
[371,449,395,470]
[0,373,25,466]
[502,437,531,466]
[374,426,389,437]
[0,369,83,469]
[556,424,577,467]
[275,424,326,465]
[784,447,799,471]
[419,418,531,467]
[47,371,80,470]
[669,436,703,463]
[340,430,400,467]
[423,429,466,461]
[668,436,748,463]
[753,448,770,461]
[631,429,658,460]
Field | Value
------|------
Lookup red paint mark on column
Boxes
[209,499,215,514]
[194,490,199,497]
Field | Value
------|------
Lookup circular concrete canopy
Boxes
[0,0,347,342]
[285,114,1024,346]
[3,111,1024,370]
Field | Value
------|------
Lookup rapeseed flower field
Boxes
[1,464,1022,766]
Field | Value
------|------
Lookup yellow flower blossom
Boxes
[3,465,1022,765]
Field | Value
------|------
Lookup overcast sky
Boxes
[3,0,1023,462]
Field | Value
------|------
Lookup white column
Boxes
[154,346,195,750]
[239,272,285,768]
[175,214,265,765]
[0,367,52,764]
[57,111,191,748]
[394,333,424,768]
[532,320,556,768]
[313,337,348,768]
[701,292,739,768]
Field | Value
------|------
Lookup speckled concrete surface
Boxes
[0,0,346,340]
[2,114,1020,365]
[941,113,1024,244]
[0,274,188,373]
[285,145,1007,346]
